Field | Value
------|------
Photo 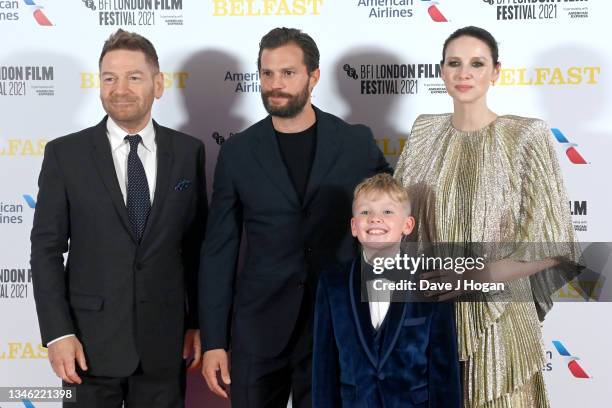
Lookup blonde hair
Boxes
[353,173,411,214]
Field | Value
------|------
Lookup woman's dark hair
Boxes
[257,27,320,74]
[441,26,499,66]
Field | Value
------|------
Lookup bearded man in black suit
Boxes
[200,27,391,408]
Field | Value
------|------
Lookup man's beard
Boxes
[261,82,310,118]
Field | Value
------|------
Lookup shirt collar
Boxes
[106,116,156,153]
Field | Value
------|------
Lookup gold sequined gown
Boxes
[394,114,578,408]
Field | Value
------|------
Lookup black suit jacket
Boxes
[30,116,207,377]
[199,107,391,357]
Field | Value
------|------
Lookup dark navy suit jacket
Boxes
[313,258,461,407]
[199,107,391,357]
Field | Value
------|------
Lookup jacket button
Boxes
[377,372,386,380]
[135,262,143,270]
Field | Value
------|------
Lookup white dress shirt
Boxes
[363,252,391,330]
[107,116,157,204]
[47,117,157,347]
[367,280,391,331]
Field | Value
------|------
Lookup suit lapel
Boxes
[90,116,136,243]
[349,258,379,369]
[252,117,300,207]
[379,298,408,370]
[140,120,173,247]
[302,107,342,208]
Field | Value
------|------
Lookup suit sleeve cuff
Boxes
[47,334,75,346]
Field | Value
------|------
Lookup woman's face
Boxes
[441,35,500,105]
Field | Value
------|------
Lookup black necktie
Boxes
[124,134,151,242]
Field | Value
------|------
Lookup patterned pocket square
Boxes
[174,179,191,191]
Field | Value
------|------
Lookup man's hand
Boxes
[202,349,231,399]
[48,336,87,384]
[183,329,202,371]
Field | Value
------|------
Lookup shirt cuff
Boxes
[47,334,75,346]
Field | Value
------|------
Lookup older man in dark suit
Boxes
[30,29,206,407]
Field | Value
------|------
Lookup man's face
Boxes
[100,49,163,130]
[259,43,319,118]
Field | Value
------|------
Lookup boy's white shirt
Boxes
[363,250,392,330]
[367,286,391,330]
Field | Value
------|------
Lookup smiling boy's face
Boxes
[350,190,415,251]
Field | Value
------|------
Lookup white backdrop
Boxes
[1,1,611,407]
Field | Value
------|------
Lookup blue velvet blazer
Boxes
[313,259,461,407]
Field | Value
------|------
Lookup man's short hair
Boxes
[257,27,320,73]
[353,173,411,215]
[99,29,159,71]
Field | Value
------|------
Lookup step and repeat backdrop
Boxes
[1,1,611,407]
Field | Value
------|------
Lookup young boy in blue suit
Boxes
[313,174,461,407]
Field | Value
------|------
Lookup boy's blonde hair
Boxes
[353,173,411,214]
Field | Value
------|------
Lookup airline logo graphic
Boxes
[421,0,447,22]
[23,0,53,26]
[23,400,35,408]
[552,340,591,379]
[551,128,587,165]
[23,195,36,209]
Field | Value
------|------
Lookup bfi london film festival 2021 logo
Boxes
[568,199,588,233]
[342,1,458,95]
[481,0,590,21]
[0,65,55,97]
[0,265,33,300]
[341,61,446,96]
[80,0,184,26]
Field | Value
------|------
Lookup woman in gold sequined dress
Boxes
[394,27,579,408]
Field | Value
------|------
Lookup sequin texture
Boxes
[394,114,578,407]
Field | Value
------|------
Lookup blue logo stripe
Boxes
[551,128,569,143]
[22,400,35,408]
[552,340,571,356]
[23,0,36,5]
[23,195,37,209]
